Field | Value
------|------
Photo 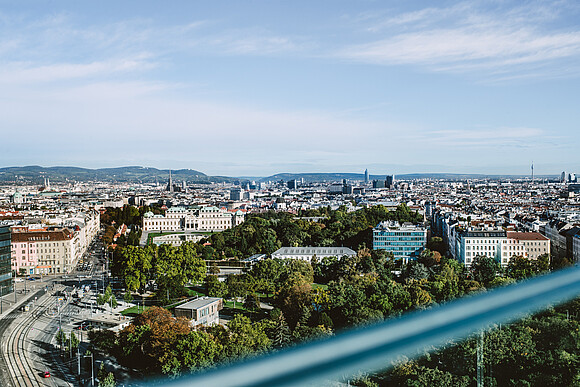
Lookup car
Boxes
[43,371,51,378]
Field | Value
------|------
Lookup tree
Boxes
[117,245,153,293]
[159,331,222,377]
[124,291,133,304]
[101,373,116,387]
[277,276,313,329]
[117,307,192,371]
[244,293,261,313]
[470,255,500,286]
[506,255,535,280]
[404,261,430,281]
[56,328,66,351]
[226,275,248,309]
[69,331,80,352]
[206,275,227,298]
[220,315,271,361]
[535,254,550,273]
[209,262,221,275]
[271,311,291,348]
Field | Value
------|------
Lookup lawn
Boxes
[146,231,185,245]
[121,305,150,316]
[312,283,328,290]
[224,300,248,310]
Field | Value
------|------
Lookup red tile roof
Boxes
[507,232,549,241]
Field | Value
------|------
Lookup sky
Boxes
[0,0,578,177]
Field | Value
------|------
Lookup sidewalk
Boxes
[0,279,54,319]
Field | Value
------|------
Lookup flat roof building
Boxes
[373,221,427,262]
[175,297,223,328]
[0,226,12,296]
[271,247,356,262]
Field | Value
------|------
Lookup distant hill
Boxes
[0,166,235,184]
[0,166,558,184]
[261,172,558,183]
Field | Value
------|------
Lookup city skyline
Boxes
[1,1,579,175]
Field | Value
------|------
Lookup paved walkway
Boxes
[0,279,52,319]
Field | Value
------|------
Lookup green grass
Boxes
[121,305,150,316]
[312,283,328,290]
[146,231,185,245]
[185,288,207,297]
[224,300,248,311]
[146,231,214,245]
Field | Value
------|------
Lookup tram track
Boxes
[1,289,70,387]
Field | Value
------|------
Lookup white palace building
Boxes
[142,206,245,233]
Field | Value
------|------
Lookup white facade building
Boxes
[271,246,356,262]
[174,297,223,328]
[456,229,551,268]
[142,206,245,232]
[456,229,507,268]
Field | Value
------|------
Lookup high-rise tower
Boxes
[364,169,369,184]
[166,170,174,193]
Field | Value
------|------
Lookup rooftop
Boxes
[506,231,549,241]
[272,247,356,256]
[175,297,222,310]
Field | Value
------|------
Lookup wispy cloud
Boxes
[422,127,545,147]
[0,56,155,84]
[338,1,580,78]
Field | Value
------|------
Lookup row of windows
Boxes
[375,232,425,237]
[374,237,424,241]
[374,242,425,247]
[465,239,502,244]
[375,246,422,252]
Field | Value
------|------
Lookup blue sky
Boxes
[0,0,578,176]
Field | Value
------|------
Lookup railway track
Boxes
[1,289,72,387]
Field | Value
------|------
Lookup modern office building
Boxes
[372,221,427,262]
[364,169,369,184]
[372,180,385,189]
[230,188,243,201]
[574,233,580,262]
[0,226,13,296]
[175,297,223,328]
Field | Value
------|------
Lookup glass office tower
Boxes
[0,226,12,296]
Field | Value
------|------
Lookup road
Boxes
[0,285,76,387]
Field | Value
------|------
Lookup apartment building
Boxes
[504,232,550,261]
[456,228,551,268]
[456,229,507,268]
[11,228,76,275]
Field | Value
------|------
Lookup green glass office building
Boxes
[373,221,427,262]
[0,226,12,296]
